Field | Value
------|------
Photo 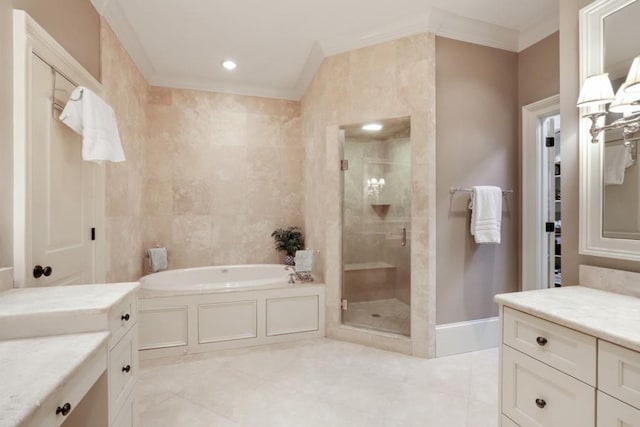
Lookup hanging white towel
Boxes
[294,250,314,272]
[469,186,502,244]
[604,144,633,186]
[59,86,126,163]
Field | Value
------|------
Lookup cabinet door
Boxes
[597,391,640,427]
[502,346,595,427]
[598,340,640,410]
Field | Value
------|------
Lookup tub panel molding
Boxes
[138,270,325,359]
[138,306,188,350]
[266,295,319,336]
[198,300,258,344]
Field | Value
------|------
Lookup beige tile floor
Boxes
[139,338,498,427]
[342,298,410,336]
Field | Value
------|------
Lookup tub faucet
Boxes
[285,265,313,283]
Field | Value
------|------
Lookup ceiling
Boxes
[91,0,559,100]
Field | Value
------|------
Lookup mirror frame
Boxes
[579,0,640,261]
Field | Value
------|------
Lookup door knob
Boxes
[33,265,53,278]
[56,402,72,416]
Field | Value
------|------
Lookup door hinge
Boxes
[340,160,349,171]
[545,222,555,233]
[545,137,555,147]
[341,298,348,310]
[91,227,96,241]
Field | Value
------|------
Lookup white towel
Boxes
[469,186,502,244]
[294,250,314,272]
[59,87,126,163]
[147,247,168,273]
[604,144,633,185]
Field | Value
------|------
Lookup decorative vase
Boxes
[283,255,295,266]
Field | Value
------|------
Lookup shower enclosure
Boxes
[340,117,411,337]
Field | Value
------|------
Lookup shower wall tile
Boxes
[144,87,303,270]
[301,33,436,357]
[101,20,148,282]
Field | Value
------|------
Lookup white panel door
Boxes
[28,54,96,286]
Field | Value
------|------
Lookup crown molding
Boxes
[428,8,519,52]
[91,0,156,82]
[97,2,557,101]
[518,13,559,52]
[149,75,300,101]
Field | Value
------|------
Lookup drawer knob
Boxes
[122,364,131,373]
[56,402,72,416]
[535,398,547,409]
[121,313,130,322]
[536,336,548,346]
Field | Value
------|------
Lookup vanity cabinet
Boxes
[0,283,139,426]
[499,305,640,426]
[107,292,139,426]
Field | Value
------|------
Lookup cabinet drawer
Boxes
[109,294,137,346]
[598,340,640,410]
[597,391,640,427]
[503,307,596,385]
[502,346,595,427]
[26,342,107,427]
[109,326,138,421]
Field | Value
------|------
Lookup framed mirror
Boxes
[579,0,640,260]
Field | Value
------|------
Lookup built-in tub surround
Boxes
[139,266,325,358]
[143,86,302,271]
[140,264,291,292]
[301,33,436,357]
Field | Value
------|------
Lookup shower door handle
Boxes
[401,228,407,247]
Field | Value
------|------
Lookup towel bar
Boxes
[450,187,513,195]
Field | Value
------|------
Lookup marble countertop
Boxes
[0,332,109,426]
[0,282,139,340]
[496,286,640,353]
[0,282,139,317]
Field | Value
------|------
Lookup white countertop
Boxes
[0,282,139,316]
[495,286,640,353]
[0,282,139,340]
[0,332,109,426]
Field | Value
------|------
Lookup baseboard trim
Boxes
[435,317,499,357]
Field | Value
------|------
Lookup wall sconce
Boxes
[577,56,640,143]
[366,177,385,197]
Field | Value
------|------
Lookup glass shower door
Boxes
[340,117,411,337]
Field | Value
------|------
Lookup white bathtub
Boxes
[138,264,325,359]
[140,264,291,292]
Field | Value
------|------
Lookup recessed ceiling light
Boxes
[221,60,237,71]
[362,123,383,132]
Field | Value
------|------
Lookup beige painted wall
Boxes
[560,0,640,281]
[101,21,149,282]
[518,32,560,109]
[0,0,99,268]
[301,34,436,356]
[517,32,560,289]
[143,87,302,270]
[435,37,519,325]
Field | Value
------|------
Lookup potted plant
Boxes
[271,226,304,265]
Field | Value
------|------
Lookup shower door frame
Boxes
[324,114,435,359]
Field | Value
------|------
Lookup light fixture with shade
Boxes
[577,56,640,143]
[625,56,640,93]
